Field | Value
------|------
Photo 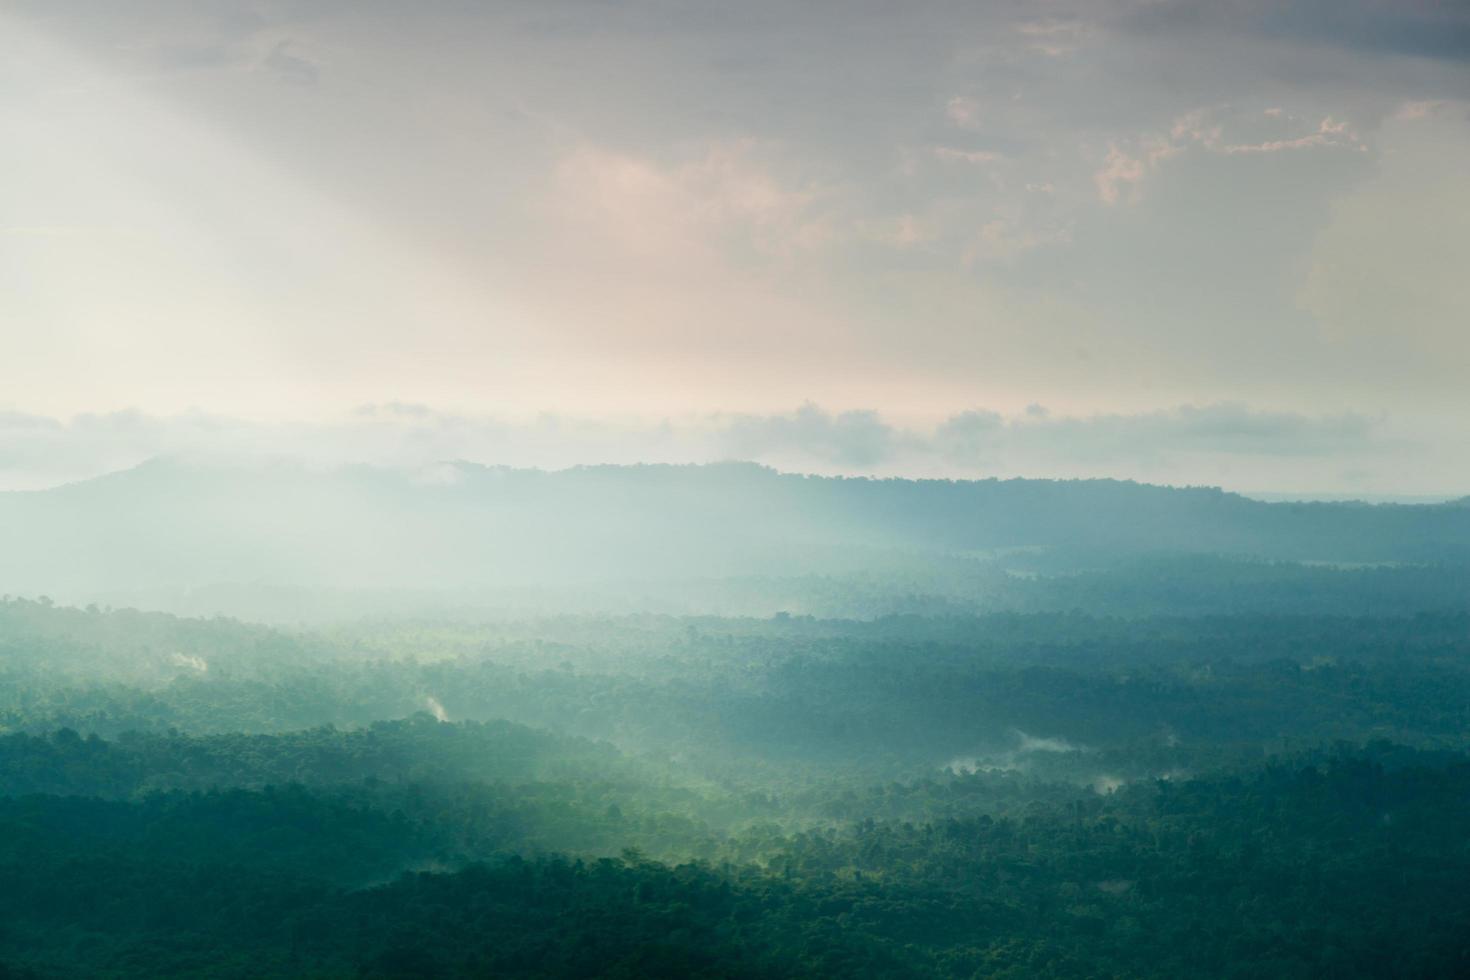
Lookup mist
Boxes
[4,1,1469,976]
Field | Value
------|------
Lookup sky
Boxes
[2,1,1468,494]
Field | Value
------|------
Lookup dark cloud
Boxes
[1123,0,1470,62]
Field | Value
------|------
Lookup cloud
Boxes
[962,217,1066,264]
[1014,16,1087,57]
[1122,0,1470,62]
[945,95,982,129]
[0,402,1433,496]
[1298,101,1470,359]
[261,40,319,86]
[1095,108,1360,204]
[1000,404,1381,461]
[1178,110,1361,155]
[932,145,1003,165]
[1395,100,1446,120]
[1094,145,1145,206]
[3,0,1467,439]
[883,213,930,248]
[1094,141,1177,205]
[718,404,906,468]
[934,410,1006,466]
[549,140,834,264]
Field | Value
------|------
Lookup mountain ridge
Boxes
[2,457,1467,602]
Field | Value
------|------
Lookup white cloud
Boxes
[1394,100,1446,120]
[1094,144,1148,205]
[551,140,835,263]
[932,145,1003,165]
[1015,16,1087,56]
[945,95,982,129]
[1216,116,1358,154]
[3,0,1467,448]
[963,218,1066,263]
[1095,108,1366,204]
[869,212,931,248]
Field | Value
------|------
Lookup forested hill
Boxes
[1,458,1467,598]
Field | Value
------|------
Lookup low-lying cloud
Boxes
[0,401,1444,498]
